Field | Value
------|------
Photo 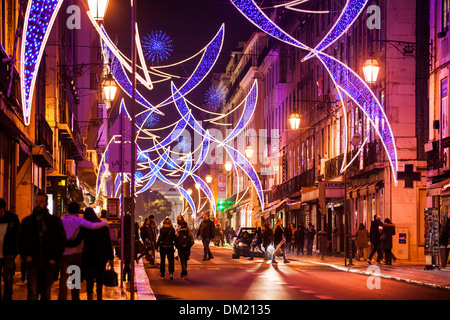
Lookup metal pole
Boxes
[120,100,124,289]
[130,0,137,300]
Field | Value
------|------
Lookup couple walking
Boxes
[157,216,194,280]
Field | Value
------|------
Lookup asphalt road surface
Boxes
[143,242,450,300]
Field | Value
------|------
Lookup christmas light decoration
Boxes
[228,0,399,185]
[142,30,173,64]
[204,85,227,110]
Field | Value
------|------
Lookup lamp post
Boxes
[88,0,109,22]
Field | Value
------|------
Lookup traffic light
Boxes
[217,200,225,211]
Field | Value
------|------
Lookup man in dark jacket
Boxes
[18,192,66,300]
[294,221,305,256]
[196,212,215,260]
[0,198,20,300]
[367,214,383,264]
[262,223,273,260]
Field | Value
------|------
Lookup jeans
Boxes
[160,247,175,276]
[26,260,57,300]
[305,239,314,255]
[202,237,214,259]
[58,253,82,300]
[0,255,15,300]
[178,249,190,277]
[296,241,304,255]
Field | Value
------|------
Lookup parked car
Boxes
[232,227,265,259]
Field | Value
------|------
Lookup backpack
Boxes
[177,230,194,249]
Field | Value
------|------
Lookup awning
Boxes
[301,187,319,203]
[427,177,450,197]
[257,199,286,219]
[367,180,384,194]
[352,184,368,198]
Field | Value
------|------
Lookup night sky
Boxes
[103,0,258,111]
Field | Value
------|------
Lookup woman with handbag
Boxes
[272,218,289,264]
[157,217,177,280]
[355,223,369,261]
[81,208,115,300]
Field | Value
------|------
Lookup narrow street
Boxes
[144,243,450,300]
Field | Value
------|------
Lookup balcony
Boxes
[265,169,315,203]
[32,115,54,168]
[58,102,87,161]
[0,44,23,121]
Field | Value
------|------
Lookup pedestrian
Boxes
[367,215,383,264]
[305,223,316,255]
[355,223,369,261]
[250,220,263,260]
[196,212,215,261]
[175,220,194,279]
[58,202,109,300]
[157,217,177,280]
[122,214,132,282]
[285,223,293,254]
[262,223,273,260]
[137,218,155,264]
[18,192,67,300]
[380,218,396,265]
[0,198,20,300]
[294,221,305,256]
[80,207,114,300]
[272,218,289,264]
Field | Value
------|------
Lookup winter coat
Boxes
[81,225,114,268]
[305,227,316,241]
[369,219,383,244]
[197,219,215,239]
[380,222,396,250]
[262,227,273,247]
[175,226,194,256]
[157,226,176,249]
[18,208,66,263]
[0,211,20,257]
[356,229,370,248]
[294,225,305,243]
[273,225,285,246]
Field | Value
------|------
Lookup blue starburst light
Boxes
[204,85,227,110]
[142,30,173,64]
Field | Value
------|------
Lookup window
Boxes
[444,0,449,33]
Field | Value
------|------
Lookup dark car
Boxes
[232,227,265,259]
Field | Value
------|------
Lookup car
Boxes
[231,227,265,259]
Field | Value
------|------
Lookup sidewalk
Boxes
[10,258,155,300]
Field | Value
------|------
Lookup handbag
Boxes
[104,261,118,287]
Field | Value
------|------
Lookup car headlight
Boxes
[237,242,246,247]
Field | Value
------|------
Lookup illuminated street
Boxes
[144,243,450,300]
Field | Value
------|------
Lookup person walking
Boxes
[250,220,263,260]
[137,218,154,264]
[355,223,369,261]
[196,212,215,261]
[305,223,316,255]
[175,220,194,279]
[272,218,289,264]
[367,215,383,264]
[80,207,114,300]
[18,192,67,300]
[58,202,109,300]
[0,198,20,300]
[157,217,177,279]
[294,221,305,256]
[380,218,396,265]
[122,214,132,282]
[285,223,293,254]
[262,223,273,260]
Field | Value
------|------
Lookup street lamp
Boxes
[225,161,233,172]
[362,58,380,84]
[88,0,110,22]
[288,110,301,130]
[245,145,254,159]
[187,188,193,195]
[103,74,117,102]
[206,175,213,183]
